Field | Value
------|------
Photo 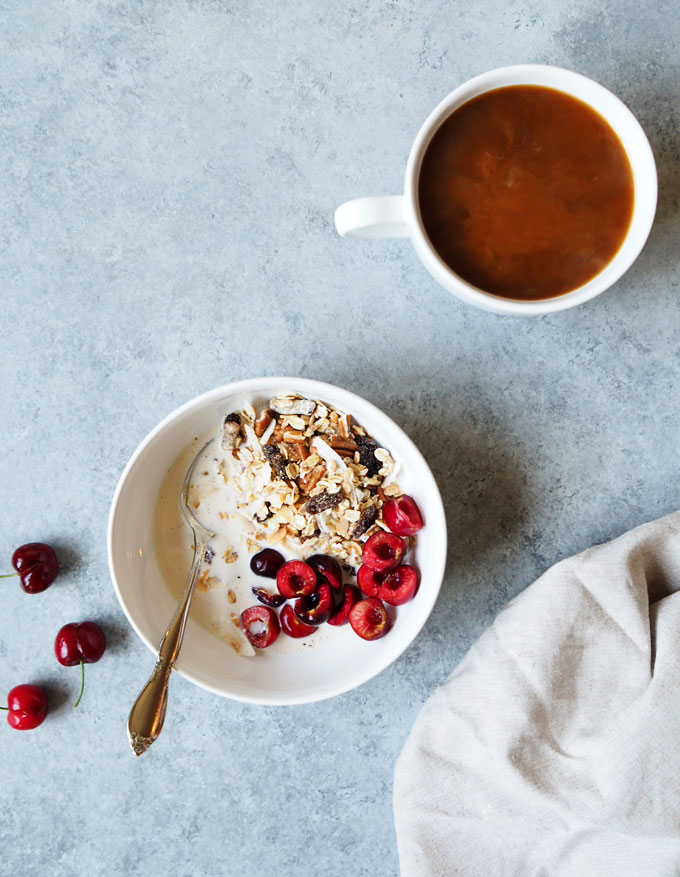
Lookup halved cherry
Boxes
[280,604,316,639]
[251,586,285,608]
[327,584,361,626]
[294,583,334,625]
[382,494,424,536]
[377,564,419,606]
[276,560,316,599]
[357,564,385,597]
[307,554,343,590]
[240,605,280,649]
[361,531,405,573]
[349,597,391,641]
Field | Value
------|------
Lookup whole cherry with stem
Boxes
[54,622,106,707]
[1,684,48,730]
[1,542,59,593]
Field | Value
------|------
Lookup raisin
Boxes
[224,412,241,425]
[263,443,288,480]
[305,491,343,514]
[351,504,378,539]
[354,435,381,476]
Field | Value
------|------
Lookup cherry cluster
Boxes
[1,543,106,731]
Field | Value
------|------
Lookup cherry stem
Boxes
[0,572,18,579]
[73,660,85,709]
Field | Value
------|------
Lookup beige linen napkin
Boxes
[394,511,680,876]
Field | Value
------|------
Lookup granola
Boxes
[215,393,404,569]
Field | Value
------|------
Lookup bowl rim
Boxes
[107,377,448,704]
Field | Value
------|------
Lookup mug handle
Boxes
[334,195,410,239]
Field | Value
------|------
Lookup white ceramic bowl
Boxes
[108,378,447,705]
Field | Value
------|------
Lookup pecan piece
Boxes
[351,504,379,539]
[286,441,310,462]
[263,443,288,480]
[304,491,343,514]
[254,408,274,437]
[330,436,358,452]
[298,463,325,495]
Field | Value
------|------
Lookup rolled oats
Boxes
[223,393,407,568]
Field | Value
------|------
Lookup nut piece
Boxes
[254,408,274,437]
[270,396,316,416]
[330,436,358,453]
[221,412,243,450]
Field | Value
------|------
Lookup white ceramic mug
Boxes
[335,65,658,316]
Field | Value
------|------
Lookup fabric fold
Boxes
[394,511,680,876]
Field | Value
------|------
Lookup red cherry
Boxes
[382,495,424,536]
[54,622,106,709]
[377,565,419,605]
[294,583,334,625]
[251,586,285,608]
[6,543,59,593]
[4,684,48,730]
[240,605,280,649]
[306,554,343,590]
[361,531,405,573]
[349,597,391,641]
[250,548,285,578]
[280,604,316,639]
[357,564,385,597]
[55,622,106,666]
[327,584,361,626]
[276,560,317,599]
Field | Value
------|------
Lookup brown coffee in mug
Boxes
[417,85,635,301]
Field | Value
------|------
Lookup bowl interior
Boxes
[108,378,447,704]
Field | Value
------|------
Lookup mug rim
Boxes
[403,64,658,315]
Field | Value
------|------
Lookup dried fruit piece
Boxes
[263,444,289,480]
[354,435,381,477]
[251,586,286,608]
[280,604,316,638]
[357,564,385,597]
[240,606,280,649]
[362,532,406,573]
[277,560,317,598]
[383,494,424,536]
[351,504,378,540]
[377,565,419,605]
[327,584,360,626]
[221,412,243,450]
[304,491,343,515]
[349,597,391,641]
[294,583,334,625]
[307,554,343,590]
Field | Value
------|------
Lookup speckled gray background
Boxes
[1,1,678,874]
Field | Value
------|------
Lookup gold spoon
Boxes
[127,439,215,756]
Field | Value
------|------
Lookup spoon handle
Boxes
[127,541,207,755]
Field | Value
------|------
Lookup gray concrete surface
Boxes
[1,1,678,874]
